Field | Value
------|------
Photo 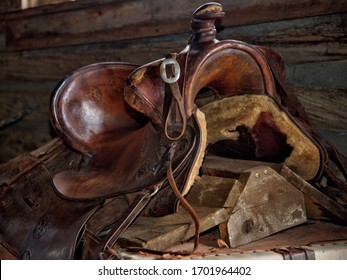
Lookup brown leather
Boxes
[124,3,328,184]
[1,2,346,260]
[0,141,102,259]
[51,62,142,155]
[48,1,347,255]
[257,46,311,124]
[51,60,199,200]
[272,247,316,260]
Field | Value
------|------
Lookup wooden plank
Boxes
[0,13,345,81]
[201,155,281,179]
[119,206,230,251]
[237,221,347,251]
[221,166,306,247]
[286,60,347,90]
[293,86,347,132]
[201,155,347,223]
[21,0,68,10]
[0,13,345,84]
[279,165,347,223]
[0,0,21,14]
[120,175,244,250]
[220,12,346,44]
[273,42,347,65]
[1,0,347,51]
[219,13,347,64]
[167,222,347,255]
[0,0,206,50]
[186,175,243,210]
[0,89,52,163]
[0,35,187,82]
[121,221,347,259]
[0,24,5,51]
[1,0,133,19]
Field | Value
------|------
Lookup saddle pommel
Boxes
[189,2,225,46]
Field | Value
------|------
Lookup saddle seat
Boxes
[51,62,199,201]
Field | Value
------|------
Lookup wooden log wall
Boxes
[0,0,346,163]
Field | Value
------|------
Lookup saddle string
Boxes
[161,49,201,251]
[122,144,201,257]
[88,49,200,259]
[166,143,200,251]
[97,142,200,259]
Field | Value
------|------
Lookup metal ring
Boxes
[160,58,180,84]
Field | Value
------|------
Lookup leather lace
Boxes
[161,51,201,253]
[166,143,200,251]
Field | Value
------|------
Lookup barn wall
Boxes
[0,0,346,162]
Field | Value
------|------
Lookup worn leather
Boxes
[123,12,327,194]
[0,141,102,259]
[1,2,346,260]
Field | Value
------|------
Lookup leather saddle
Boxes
[1,2,346,259]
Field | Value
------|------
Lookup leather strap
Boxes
[166,143,200,251]
[161,51,200,251]
[259,46,311,124]
[299,120,347,194]
[273,247,316,260]
[102,187,160,253]
[162,53,187,141]
[82,186,160,259]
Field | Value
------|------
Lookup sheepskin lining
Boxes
[200,94,320,180]
[181,108,207,196]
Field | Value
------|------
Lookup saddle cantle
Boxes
[124,3,324,191]
[1,2,346,260]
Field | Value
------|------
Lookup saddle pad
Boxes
[200,94,321,180]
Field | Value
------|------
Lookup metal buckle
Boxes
[160,58,180,84]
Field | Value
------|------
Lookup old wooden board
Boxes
[0,0,20,14]
[201,155,281,179]
[201,155,347,224]
[186,175,243,210]
[236,221,347,252]
[119,175,241,250]
[118,221,347,259]
[1,14,345,83]
[293,87,347,132]
[119,206,230,251]
[220,166,306,247]
[2,0,346,51]
[279,165,347,224]
[119,167,307,250]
